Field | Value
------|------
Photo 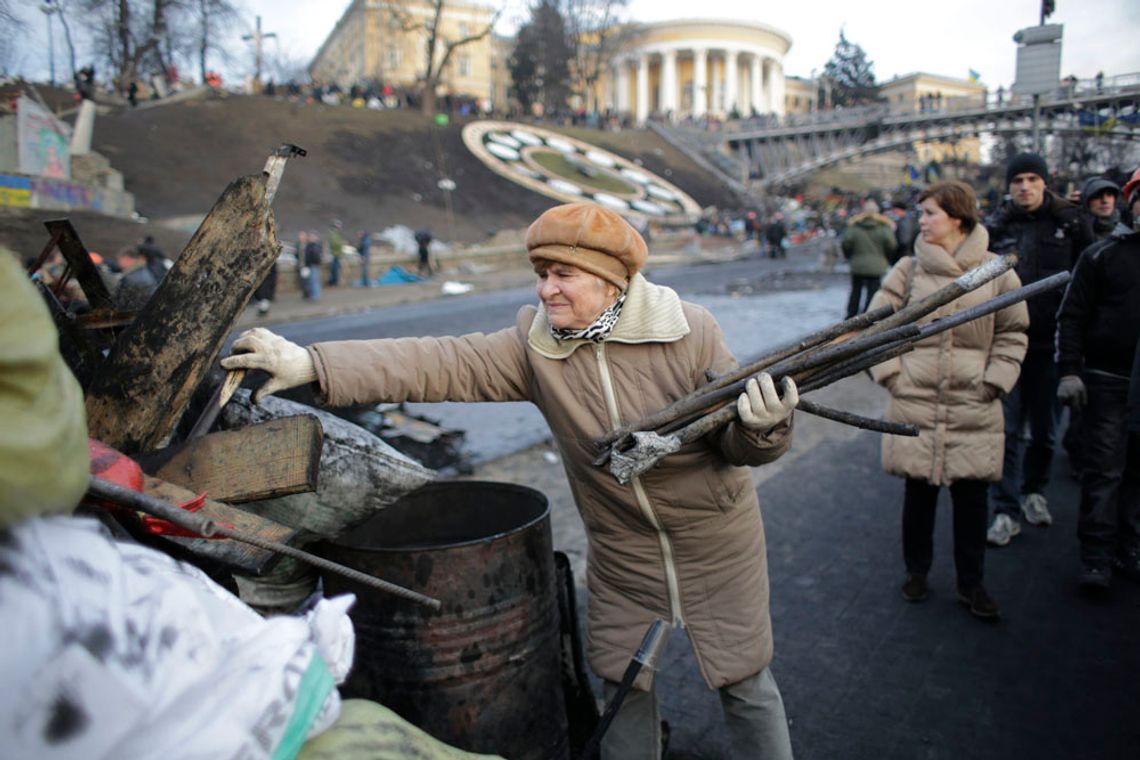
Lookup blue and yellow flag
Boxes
[968,68,981,83]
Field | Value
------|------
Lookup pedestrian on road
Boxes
[984,152,1092,546]
[1055,169,1140,590]
[223,202,802,760]
[302,231,324,301]
[414,228,434,277]
[765,213,788,259]
[357,229,373,287]
[869,181,1029,620]
[327,220,345,286]
[841,199,897,318]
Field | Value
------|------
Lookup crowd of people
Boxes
[838,153,1139,610]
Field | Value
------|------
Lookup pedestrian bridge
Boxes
[652,74,1140,194]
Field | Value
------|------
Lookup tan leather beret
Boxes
[526,202,648,291]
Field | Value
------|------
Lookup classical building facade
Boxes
[601,19,791,123]
[878,72,987,114]
[309,0,497,102]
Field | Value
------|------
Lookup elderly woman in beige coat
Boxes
[869,181,1029,620]
[223,202,800,760]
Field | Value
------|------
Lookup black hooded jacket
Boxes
[986,191,1091,351]
[1055,224,1140,379]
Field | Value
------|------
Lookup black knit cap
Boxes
[1006,153,1049,185]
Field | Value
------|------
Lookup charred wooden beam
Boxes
[84,173,282,453]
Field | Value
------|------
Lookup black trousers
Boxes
[903,478,988,591]
[846,274,881,318]
[1077,372,1140,565]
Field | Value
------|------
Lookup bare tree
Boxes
[193,0,239,82]
[560,0,630,113]
[389,0,501,116]
[0,0,24,76]
[80,0,179,87]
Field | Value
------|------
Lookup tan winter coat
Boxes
[869,226,1029,485]
[307,274,792,689]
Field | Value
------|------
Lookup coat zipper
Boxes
[594,343,685,627]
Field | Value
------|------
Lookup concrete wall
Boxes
[0,172,134,216]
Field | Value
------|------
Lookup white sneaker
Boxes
[1021,493,1053,526]
[987,513,1022,546]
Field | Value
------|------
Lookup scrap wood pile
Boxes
[596,253,1071,484]
[28,145,438,610]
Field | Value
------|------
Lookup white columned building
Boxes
[724,51,739,114]
[661,49,678,115]
[616,60,631,113]
[636,54,650,123]
[692,48,708,117]
[750,55,763,114]
[601,18,792,124]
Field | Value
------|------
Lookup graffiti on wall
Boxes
[0,174,132,216]
[17,96,71,180]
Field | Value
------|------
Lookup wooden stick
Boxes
[796,398,917,436]
[602,269,1070,479]
[598,321,921,447]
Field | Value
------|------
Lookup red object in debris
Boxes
[87,439,226,539]
[89,438,144,492]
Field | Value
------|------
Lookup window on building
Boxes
[387,47,402,70]
[458,54,471,77]
[458,23,470,38]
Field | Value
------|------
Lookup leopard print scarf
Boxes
[550,293,627,343]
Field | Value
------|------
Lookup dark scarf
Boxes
[550,293,627,343]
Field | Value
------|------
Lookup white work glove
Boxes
[737,373,799,432]
[220,327,317,403]
[1056,374,1087,410]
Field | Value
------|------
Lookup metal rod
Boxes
[577,619,670,760]
[86,476,441,609]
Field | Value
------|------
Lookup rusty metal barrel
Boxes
[317,481,569,760]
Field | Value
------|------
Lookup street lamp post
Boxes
[40,3,57,85]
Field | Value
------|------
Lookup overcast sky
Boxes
[12,0,1140,89]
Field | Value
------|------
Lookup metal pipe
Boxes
[86,476,441,609]
[577,619,670,760]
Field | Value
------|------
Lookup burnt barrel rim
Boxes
[323,480,551,552]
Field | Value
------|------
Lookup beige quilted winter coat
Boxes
[869,226,1029,485]
[307,274,793,689]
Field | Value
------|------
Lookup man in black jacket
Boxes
[985,153,1093,546]
[1055,171,1140,588]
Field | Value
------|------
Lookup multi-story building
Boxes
[309,0,497,103]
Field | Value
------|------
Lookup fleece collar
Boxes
[914,223,991,277]
[527,273,690,359]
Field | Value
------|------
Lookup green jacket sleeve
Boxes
[0,253,89,529]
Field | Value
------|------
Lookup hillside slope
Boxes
[89,94,739,244]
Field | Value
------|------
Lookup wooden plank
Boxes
[44,218,115,311]
[84,173,281,453]
[152,415,323,503]
[141,475,297,576]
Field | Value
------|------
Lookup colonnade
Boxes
[609,47,784,123]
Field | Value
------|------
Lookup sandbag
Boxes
[221,390,435,540]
